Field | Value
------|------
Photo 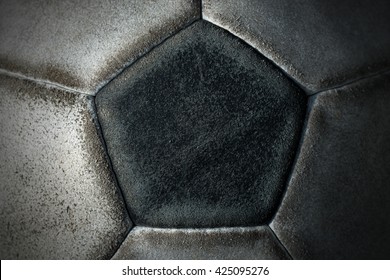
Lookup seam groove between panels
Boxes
[89,97,136,228]
[0,68,89,96]
[268,95,316,224]
[131,226,267,230]
[202,18,390,96]
[115,225,282,232]
[94,18,201,95]
[266,225,294,260]
[109,226,133,259]
[89,97,135,259]
[201,18,311,95]
[311,67,390,96]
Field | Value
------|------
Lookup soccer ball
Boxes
[1,0,389,259]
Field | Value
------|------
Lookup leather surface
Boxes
[270,72,390,259]
[113,226,291,260]
[203,0,390,93]
[96,20,306,228]
[0,0,200,94]
[0,74,131,259]
[0,0,389,260]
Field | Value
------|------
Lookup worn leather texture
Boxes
[1,0,389,259]
[0,0,200,94]
[96,20,306,228]
[113,226,291,260]
[0,75,131,259]
[203,0,390,93]
[271,72,390,259]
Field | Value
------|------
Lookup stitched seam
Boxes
[0,68,88,96]
[311,67,390,96]
[266,225,294,259]
[94,18,201,95]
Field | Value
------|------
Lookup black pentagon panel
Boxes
[96,20,306,228]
